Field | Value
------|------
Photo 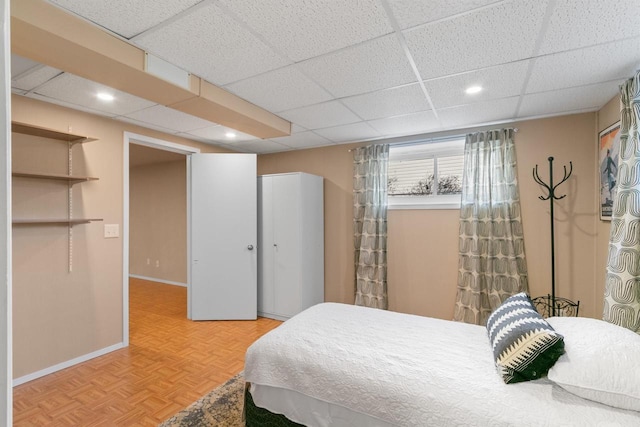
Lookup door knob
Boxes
[247,245,254,250]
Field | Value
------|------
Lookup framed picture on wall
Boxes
[599,121,621,221]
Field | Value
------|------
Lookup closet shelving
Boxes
[12,218,103,225]
[11,121,102,225]
[11,121,98,143]
[11,121,102,271]
[12,171,98,183]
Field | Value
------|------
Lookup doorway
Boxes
[129,144,187,287]
[122,132,200,346]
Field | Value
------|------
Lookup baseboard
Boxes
[129,274,188,288]
[257,311,291,322]
[13,342,125,387]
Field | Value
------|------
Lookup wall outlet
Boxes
[155,260,160,268]
[104,224,120,238]
[146,258,150,265]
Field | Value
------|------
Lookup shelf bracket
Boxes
[68,141,73,273]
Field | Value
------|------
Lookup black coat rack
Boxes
[532,157,579,317]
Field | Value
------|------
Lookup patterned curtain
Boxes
[603,70,640,334]
[453,129,528,325]
[353,144,389,309]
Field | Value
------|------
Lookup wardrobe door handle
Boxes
[247,245,254,250]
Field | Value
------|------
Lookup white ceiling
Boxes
[11,0,640,154]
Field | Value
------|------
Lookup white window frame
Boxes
[387,137,464,210]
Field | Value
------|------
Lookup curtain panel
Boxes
[604,70,640,334]
[453,129,528,325]
[353,144,389,309]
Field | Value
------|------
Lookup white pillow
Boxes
[547,317,640,412]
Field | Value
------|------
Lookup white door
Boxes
[257,176,275,315]
[190,153,257,320]
[273,175,301,317]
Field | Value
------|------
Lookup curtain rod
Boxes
[348,127,519,151]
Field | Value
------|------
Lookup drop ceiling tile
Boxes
[291,124,307,133]
[405,0,548,79]
[187,125,258,143]
[12,66,63,91]
[425,61,530,109]
[34,73,156,116]
[527,38,640,93]
[519,81,622,118]
[341,83,430,120]
[232,139,292,154]
[313,122,382,143]
[50,0,202,39]
[134,2,291,85]
[12,88,27,96]
[269,131,334,150]
[539,0,640,55]
[25,92,119,118]
[224,65,333,113]
[219,0,392,62]
[367,110,440,137]
[125,105,217,133]
[299,34,417,98]
[438,97,519,128]
[386,0,502,30]
[279,101,361,130]
[11,54,40,77]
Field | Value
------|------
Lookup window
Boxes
[388,137,464,209]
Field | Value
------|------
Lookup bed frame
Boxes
[244,386,301,427]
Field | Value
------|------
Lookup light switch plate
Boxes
[104,224,120,238]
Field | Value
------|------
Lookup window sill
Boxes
[388,195,461,210]
[388,202,461,210]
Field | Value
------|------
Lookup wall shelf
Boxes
[12,171,99,183]
[12,121,101,271]
[12,121,97,144]
[13,218,103,225]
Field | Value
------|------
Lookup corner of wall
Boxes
[2,0,13,423]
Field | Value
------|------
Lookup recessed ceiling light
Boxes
[465,86,483,95]
[96,92,114,101]
[225,132,237,138]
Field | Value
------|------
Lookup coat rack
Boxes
[532,157,580,317]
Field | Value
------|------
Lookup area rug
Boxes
[159,373,245,427]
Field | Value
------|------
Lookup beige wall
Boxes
[387,209,459,319]
[258,145,362,304]
[259,112,606,320]
[11,95,226,378]
[516,114,597,316]
[10,91,621,378]
[130,159,187,284]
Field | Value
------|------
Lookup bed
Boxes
[244,302,640,427]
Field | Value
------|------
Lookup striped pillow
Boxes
[486,293,565,384]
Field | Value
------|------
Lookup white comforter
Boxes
[245,303,640,427]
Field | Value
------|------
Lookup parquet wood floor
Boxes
[13,278,282,426]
